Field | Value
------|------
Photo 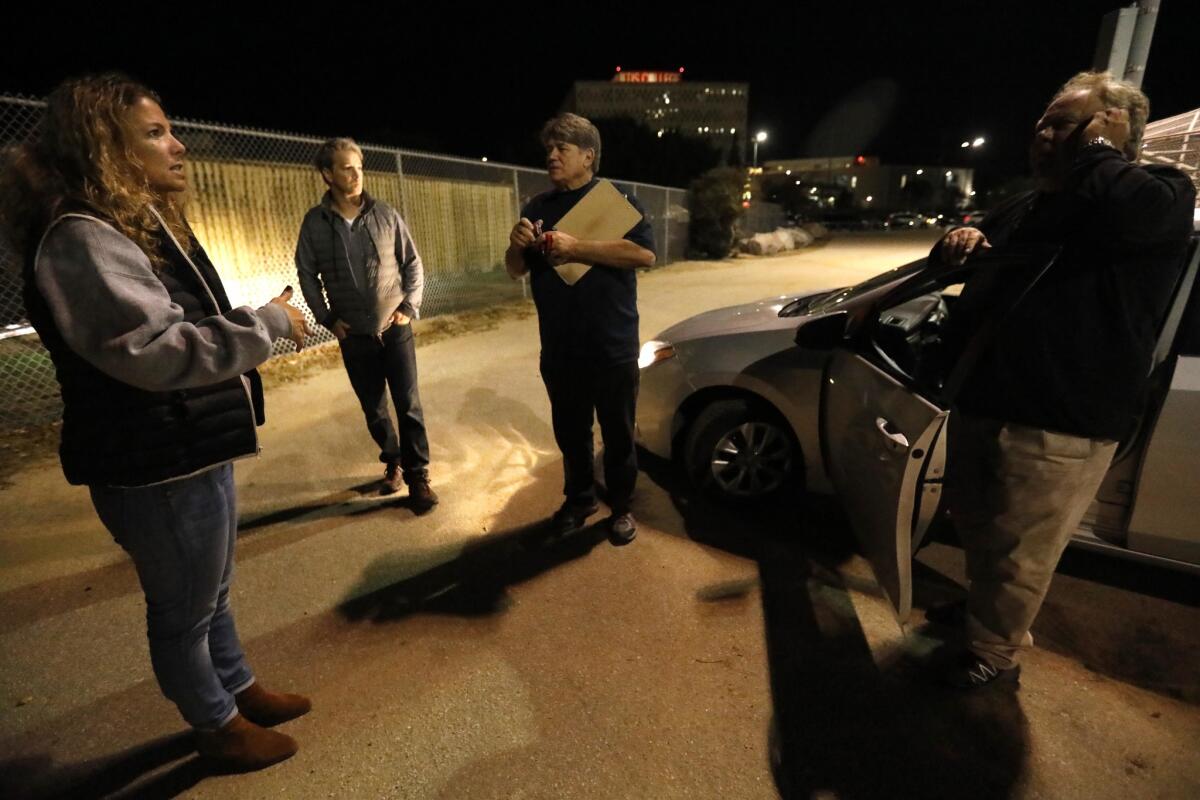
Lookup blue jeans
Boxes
[338,322,431,482]
[90,464,254,729]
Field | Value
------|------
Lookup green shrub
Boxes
[687,167,744,259]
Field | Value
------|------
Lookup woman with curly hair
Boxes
[0,74,313,772]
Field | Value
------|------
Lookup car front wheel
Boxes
[683,398,797,502]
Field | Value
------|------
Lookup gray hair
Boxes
[540,113,602,174]
[1053,71,1150,159]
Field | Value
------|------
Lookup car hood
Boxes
[657,290,836,342]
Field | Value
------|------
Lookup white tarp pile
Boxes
[739,223,829,256]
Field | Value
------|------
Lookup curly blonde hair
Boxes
[0,73,192,270]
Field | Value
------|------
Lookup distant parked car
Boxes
[936,209,987,228]
[884,212,926,230]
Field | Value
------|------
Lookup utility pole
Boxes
[1094,1,1161,88]
[1124,0,1160,87]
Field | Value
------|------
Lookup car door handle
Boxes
[875,417,910,452]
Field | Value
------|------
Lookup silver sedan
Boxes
[636,239,1200,604]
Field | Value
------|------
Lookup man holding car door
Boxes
[929,71,1195,688]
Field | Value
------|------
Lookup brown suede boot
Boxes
[235,682,312,727]
[195,713,297,772]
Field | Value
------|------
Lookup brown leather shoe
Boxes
[236,682,312,727]
[408,479,439,512]
[380,463,403,496]
[195,713,298,772]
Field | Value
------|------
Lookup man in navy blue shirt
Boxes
[505,113,656,544]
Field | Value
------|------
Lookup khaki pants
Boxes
[946,414,1117,670]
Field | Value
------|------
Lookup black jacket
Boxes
[950,144,1196,439]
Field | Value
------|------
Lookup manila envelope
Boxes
[550,180,645,285]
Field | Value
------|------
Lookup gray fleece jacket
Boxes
[295,191,425,336]
[35,212,292,393]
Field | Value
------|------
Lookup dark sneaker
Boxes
[408,479,439,512]
[380,463,403,496]
[551,502,599,536]
[607,512,637,546]
[924,599,968,628]
[938,652,1021,690]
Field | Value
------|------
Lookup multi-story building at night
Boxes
[561,69,749,163]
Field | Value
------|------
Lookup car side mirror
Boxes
[794,311,849,350]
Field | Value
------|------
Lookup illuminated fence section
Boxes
[1142,108,1200,198]
[0,95,688,427]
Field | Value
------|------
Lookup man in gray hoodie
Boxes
[296,137,437,510]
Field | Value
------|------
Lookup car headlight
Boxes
[638,340,676,369]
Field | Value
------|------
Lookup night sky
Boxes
[3,1,1195,190]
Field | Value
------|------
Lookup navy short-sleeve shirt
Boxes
[521,179,656,367]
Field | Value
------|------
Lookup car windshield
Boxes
[806,258,928,315]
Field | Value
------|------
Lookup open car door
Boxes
[807,246,1060,624]
[822,349,947,622]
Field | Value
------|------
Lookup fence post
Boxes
[512,168,528,299]
[394,151,408,220]
[663,189,671,265]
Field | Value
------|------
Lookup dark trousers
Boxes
[540,359,639,514]
[338,323,430,482]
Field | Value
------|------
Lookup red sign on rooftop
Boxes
[613,71,682,83]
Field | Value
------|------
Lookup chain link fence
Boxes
[0,95,689,428]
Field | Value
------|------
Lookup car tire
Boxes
[683,398,798,503]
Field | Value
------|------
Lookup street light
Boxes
[753,130,768,167]
[972,136,986,148]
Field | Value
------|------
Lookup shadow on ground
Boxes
[638,452,1030,800]
[0,733,212,800]
[338,521,606,622]
[237,479,383,533]
[0,476,514,800]
[0,480,402,635]
[336,453,606,623]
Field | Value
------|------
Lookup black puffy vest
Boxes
[24,214,266,487]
